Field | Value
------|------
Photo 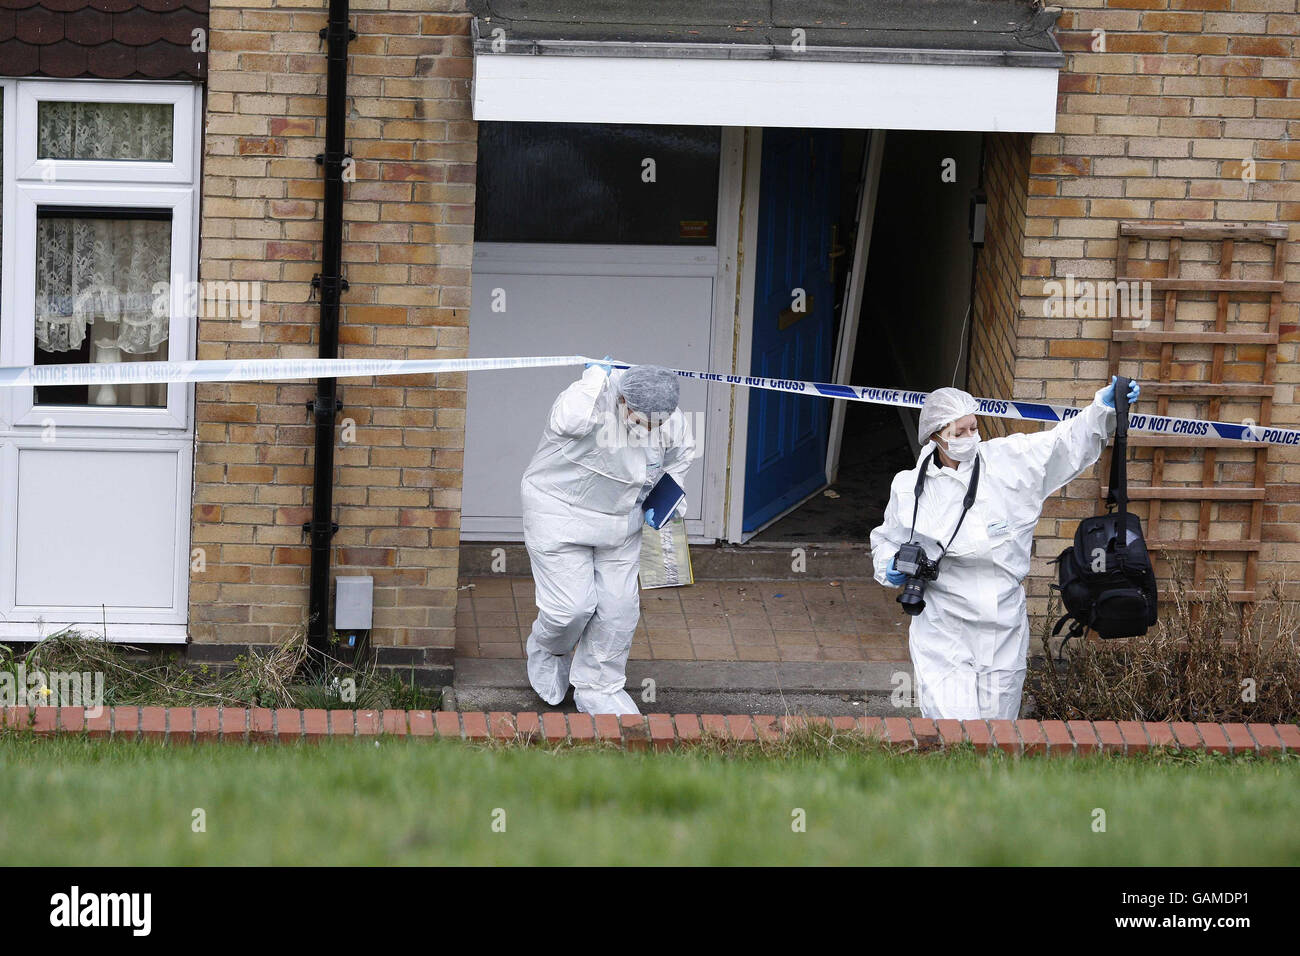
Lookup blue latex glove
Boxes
[585,355,614,375]
[885,555,907,586]
[644,508,657,528]
[1100,375,1140,409]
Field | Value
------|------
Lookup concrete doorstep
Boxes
[452,658,915,717]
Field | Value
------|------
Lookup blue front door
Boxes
[743,128,843,532]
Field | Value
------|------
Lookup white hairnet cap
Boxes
[618,365,680,415]
[917,387,979,444]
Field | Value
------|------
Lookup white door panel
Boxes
[6,442,188,617]
[463,243,716,538]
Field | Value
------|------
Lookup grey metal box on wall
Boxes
[335,576,373,631]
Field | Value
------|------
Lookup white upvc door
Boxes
[463,242,719,540]
[462,122,744,542]
[0,79,202,643]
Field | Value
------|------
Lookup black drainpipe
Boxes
[306,0,354,661]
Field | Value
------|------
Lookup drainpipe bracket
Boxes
[306,396,344,419]
[311,273,350,296]
[318,25,357,44]
[303,520,340,537]
[314,150,353,168]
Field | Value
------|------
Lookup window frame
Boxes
[1,79,17,434]
[10,184,195,429]
[14,80,196,185]
[0,78,201,432]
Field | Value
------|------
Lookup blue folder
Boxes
[642,473,685,530]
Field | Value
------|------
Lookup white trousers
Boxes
[914,662,1027,721]
[523,525,642,703]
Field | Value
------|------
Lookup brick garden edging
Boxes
[2,707,1298,756]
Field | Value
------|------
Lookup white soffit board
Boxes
[472,54,1059,133]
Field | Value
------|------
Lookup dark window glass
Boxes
[475,122,720,245]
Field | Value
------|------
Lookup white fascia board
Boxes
[473,53,1059,133]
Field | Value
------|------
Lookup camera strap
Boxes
[908,449,981,566]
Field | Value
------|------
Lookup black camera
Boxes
[895,541,940,616]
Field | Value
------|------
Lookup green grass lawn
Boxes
[2,735,1298,865]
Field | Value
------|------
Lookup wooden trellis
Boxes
[1104,221,1287,604]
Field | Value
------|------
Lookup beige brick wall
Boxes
[191,0,475,656]
[970,131,1034,441]
[971,0,1300,621]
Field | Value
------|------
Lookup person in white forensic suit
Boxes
[869,376,1140,720]
[521,359,696,716]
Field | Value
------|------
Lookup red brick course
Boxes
[85,706,112,739]
[251,708,275,742]
[1171,722,1202,749]
[1016,719,1048,756]
[1117,721,1150,754]
[1,709,1295,756]
[1197,722,1232,754]
[990,720,1021,754]
[1144,722,1177,749]
[382,710,408,737]
[593,714,621,741]
[58,707,86,734]
[1095,721,1126,754]
[911,718,940,750]
[514,712,540,742]
[303,709,328,740]
[330,710,355,737]
[141,707,167,741]
[752,715,780,744]
[884,716,917,749]
[170,708,195,745]
[964,719,994,754]
[1067,720,1100,755]
[278,708,304,741]
[462,712,488,741]
[542,712,567,744]
[857,716,885,742]
[567,713,595,741]
[648,714,676,750]
[674,714,701,742]
[195,707,221,741]
[409,710,435,738]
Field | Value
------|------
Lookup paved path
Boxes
[456,575,910,664]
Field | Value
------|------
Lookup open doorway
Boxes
[753,129,985,543]
[740,127,869,534]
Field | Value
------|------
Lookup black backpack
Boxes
[1051,377,1159,641]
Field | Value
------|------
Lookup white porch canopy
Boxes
[468,0,1064,133]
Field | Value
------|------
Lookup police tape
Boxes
[0,355,589,389]
[1,353,1298,450]
[645,364,1300,449]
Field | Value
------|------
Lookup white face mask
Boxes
[942,433,980,462]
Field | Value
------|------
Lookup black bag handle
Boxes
[1107,376,1132,552]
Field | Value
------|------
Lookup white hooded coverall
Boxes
[869,394,1116,720]
[521,365,695,714]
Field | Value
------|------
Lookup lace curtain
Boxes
[35,216,171,355]
[31,102,174,407]
[37,102,173,162]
